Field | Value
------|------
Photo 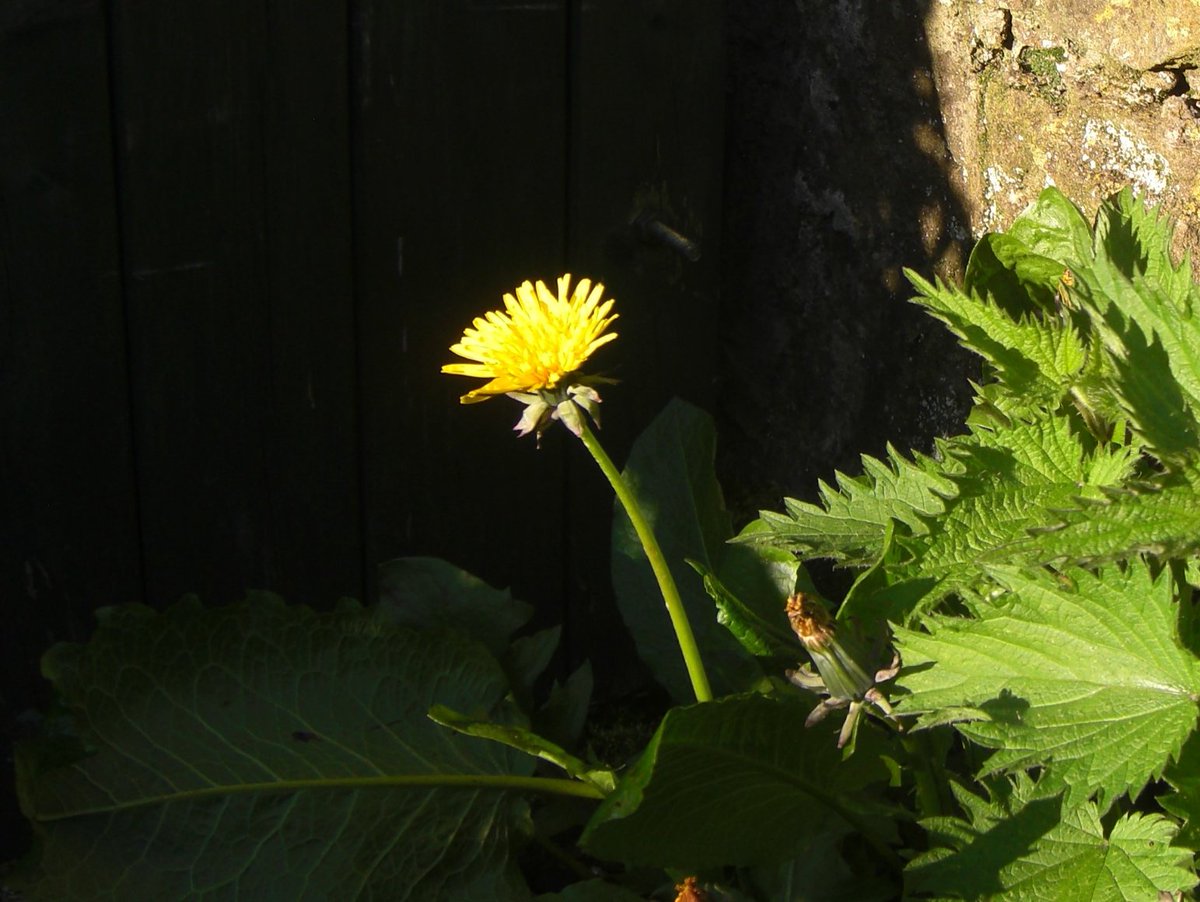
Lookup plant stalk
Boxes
[576,420,713,703]
[34,774,605,821]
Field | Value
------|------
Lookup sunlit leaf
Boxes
[896,563,1200,809]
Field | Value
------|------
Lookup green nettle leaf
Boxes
[963,232,1065,317]
[1016,476,1200,565]
[907,776,1198,900]
[14,596,534,901]
[836,519,942,627]
[1084,257,1200,465]
[579,693,894,868]
[907,415,1137,593]
[1092,187,1198,337]
[754,412,1138,619]
[1162,730,1200,852]
[908,269,1086,414]
[1064,187,1200,466]
[961,188,1093,321]
[896,563,1200,809]
[1105,327,1200,465]
[611,399,762,702]
[753,444,955,567]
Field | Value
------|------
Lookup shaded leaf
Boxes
[611,399,760,702]
[748,819,897,902]
[377,556,532,657]
[580,693,893,868]
[535,878,649,901]
[535,661,594,751]
[687,557,796,662]
[907,776,1197,900]
[1162,730,1200,852]
[14,596,533,901]
[505,626,562,712]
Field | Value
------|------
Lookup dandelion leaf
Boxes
[611,399,767,702]
[579,694,893,869]
[12,596,533,901]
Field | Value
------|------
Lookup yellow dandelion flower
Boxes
[442,274,618,404]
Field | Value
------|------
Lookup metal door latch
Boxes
[631,210,701,262]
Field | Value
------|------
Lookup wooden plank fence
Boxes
[0,0,724,851]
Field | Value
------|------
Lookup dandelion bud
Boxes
[674,876,708,902]
[785,593,876,701]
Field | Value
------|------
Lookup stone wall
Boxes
[927,0,1200,257]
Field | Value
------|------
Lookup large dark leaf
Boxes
[580,693,893,868]
[377,555,533,658]
[610,399,763,702]
[13,595,533,900]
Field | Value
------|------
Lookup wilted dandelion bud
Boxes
[785,593,876,702]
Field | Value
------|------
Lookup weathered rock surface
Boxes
[926,0,1200,256]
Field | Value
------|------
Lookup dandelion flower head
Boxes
[442,275,617,404]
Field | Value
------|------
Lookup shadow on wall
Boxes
[718,1,978,520]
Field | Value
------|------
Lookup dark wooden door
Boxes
[1,0,723,856]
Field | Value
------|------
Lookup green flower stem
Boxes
[576,420,713,703]
[35,774,605,821]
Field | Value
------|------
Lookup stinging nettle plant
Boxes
[4,187,1200,900]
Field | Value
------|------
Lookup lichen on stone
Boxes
[1080,118,1171,197]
